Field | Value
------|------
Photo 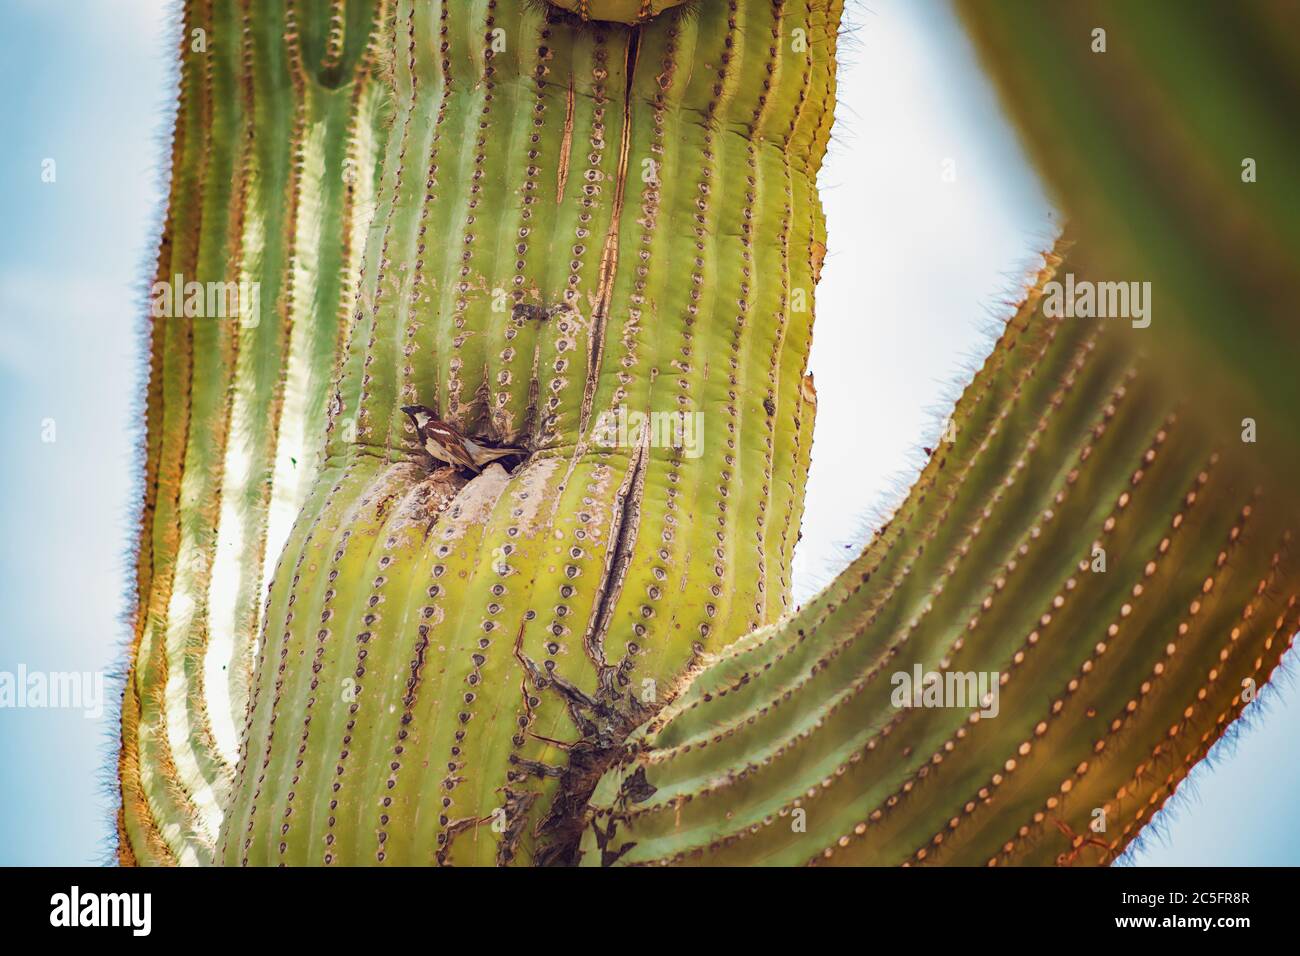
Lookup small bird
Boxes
[512,303,554,324]
[400,405,525,474]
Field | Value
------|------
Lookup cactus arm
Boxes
[583,244,1300,865]
[119,0,391,865]
[953,0,1300,476]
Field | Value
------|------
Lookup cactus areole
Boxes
[119,0,1300,868]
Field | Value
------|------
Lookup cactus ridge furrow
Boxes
[354,3,421,449]
[663,6,742,645]
[315,472,442,863]
[219,463,353,861]
[148,0,240,846]
[127,0,210,863]
[437,3,505,435]
[271,470,425,862]
[237,464,387,862]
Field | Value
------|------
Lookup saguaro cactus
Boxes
[118,0,1300,867]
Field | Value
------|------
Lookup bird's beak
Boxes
[400,405,421,418]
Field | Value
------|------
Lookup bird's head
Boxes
[400,404,435,430]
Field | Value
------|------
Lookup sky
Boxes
[0,0,1295,867]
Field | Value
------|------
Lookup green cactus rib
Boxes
[583,243,1300,866]
[119,0,391,865]
[955,0,1300,479]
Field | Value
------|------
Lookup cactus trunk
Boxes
[120,0,842,865]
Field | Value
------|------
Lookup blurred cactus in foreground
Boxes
[118,0,1300,866]
[955,0,1300,481]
